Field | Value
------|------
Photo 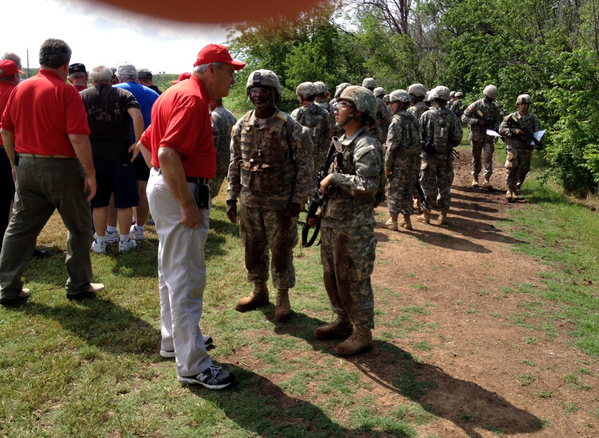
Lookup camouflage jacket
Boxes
[448,99,463,119]
[227,109,313,210]
[291,102,332,161]
[407,102,429,120]
[461,98,502,141]
[321,127,384,228]
[369,97,391,144]
[420,106,463,157]
[385,110,421,170]
[499,111,542,151]
[211,105,237,165]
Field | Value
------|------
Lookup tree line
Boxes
[224,0,599,196]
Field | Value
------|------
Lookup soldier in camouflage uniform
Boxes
[499,94,542,201]
[384,90,421,231]
[309,85,384,356]
[362,78,391,144]
[209,98,237,198]
[418,86,463,225]
[314,81,335,119]
[226,70,313,322]
[407,83,429,210]
[291,82,332,185]
[461,85,503,189]
[449,91,464,119]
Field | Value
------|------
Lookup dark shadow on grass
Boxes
[272,312,542,438]
[187,364,351,437]
[15,297,161,355]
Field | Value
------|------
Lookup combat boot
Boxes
[511,187,519,201]
[235,281,270,312]
[417,210,430,224]
[471,175,479,187]
[274,288,292,322]
[437,208,448,225]
[402,214,413,230]
[335,327,373,356]
[481,177,492,189]
[385,215,398,231]
[314,314,353,340]
[505,188,513,201]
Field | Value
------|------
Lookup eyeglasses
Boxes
[249,87,271,96]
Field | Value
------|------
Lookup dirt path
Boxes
[369,150,598,437]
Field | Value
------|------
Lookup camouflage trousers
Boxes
[387,154,420,216]
[505,147,532,189]
[471,138,495,178]
[239,204,298,289]
[208,157,230,199]
[320,225,376,329]
[420,154,454,210]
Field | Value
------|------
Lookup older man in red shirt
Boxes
[138,44,244,389]
[0,39,104,307]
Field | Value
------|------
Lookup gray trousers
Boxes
[0,156,93,299]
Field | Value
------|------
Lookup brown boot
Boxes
[314,314,353,340]
[274,288,292,322]
[402,214,413,230]
[481,177,492,189]
[417,210,430,224]
[511,188,519,201]
[506,188,513,201]
[437,208,448,225]
[335,327,373,356]
[385,215,398,231]
[471,175,479,187]
[235,281,270,312]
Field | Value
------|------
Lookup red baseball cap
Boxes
[193,44,246,70]
[0,59,23,77]
[172,72,191,84]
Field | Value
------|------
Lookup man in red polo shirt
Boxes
[0,39,104,307]
[139,44,244,389]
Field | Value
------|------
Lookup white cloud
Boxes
[1,0,229,74]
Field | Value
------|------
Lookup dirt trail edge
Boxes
[369,150,598,437]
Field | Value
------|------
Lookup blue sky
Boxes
[2,0,229,75]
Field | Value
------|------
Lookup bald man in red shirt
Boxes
[0,39,104,307]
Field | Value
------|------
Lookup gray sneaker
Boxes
[178,366,235,389]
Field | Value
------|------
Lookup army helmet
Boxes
[450,91,456,98]
[430,85,451,101]
[516,94,532,105]
[455,92,463,98]
[339,85,378,124]
[362,77,377,89]
[407,83,427,98]
[373,87,386,98]
[388,89,411,103]
[483,84,498,99]
[313,81,328,94]
[246,69,283,97]
[295,81,317,98]
[334,82,351,100]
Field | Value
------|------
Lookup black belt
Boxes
[152,167,209,185]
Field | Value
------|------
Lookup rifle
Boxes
[472,109,502,137]
[506,116,543,150]
[301,138,341,248]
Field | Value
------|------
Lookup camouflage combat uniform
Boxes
[227,109,313,289]
[320,126,384,330]
[419,106,463,210]
[449,99,463,119]
[498,111,541,189]
[461,99,502,179]
[209,105,237,198]
[385,110,421,216]
[407,102,429,120]
[291,103,332,182]
[369,97,391,144]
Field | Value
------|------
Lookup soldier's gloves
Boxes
[284,202,302,218]
[226,201,237,223]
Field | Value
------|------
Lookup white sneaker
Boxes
[118,239,137,252]
[129,225,145,241]
[105,230,120,244]
[90,240,106,254]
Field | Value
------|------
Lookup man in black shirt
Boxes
[81,65,144,253]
